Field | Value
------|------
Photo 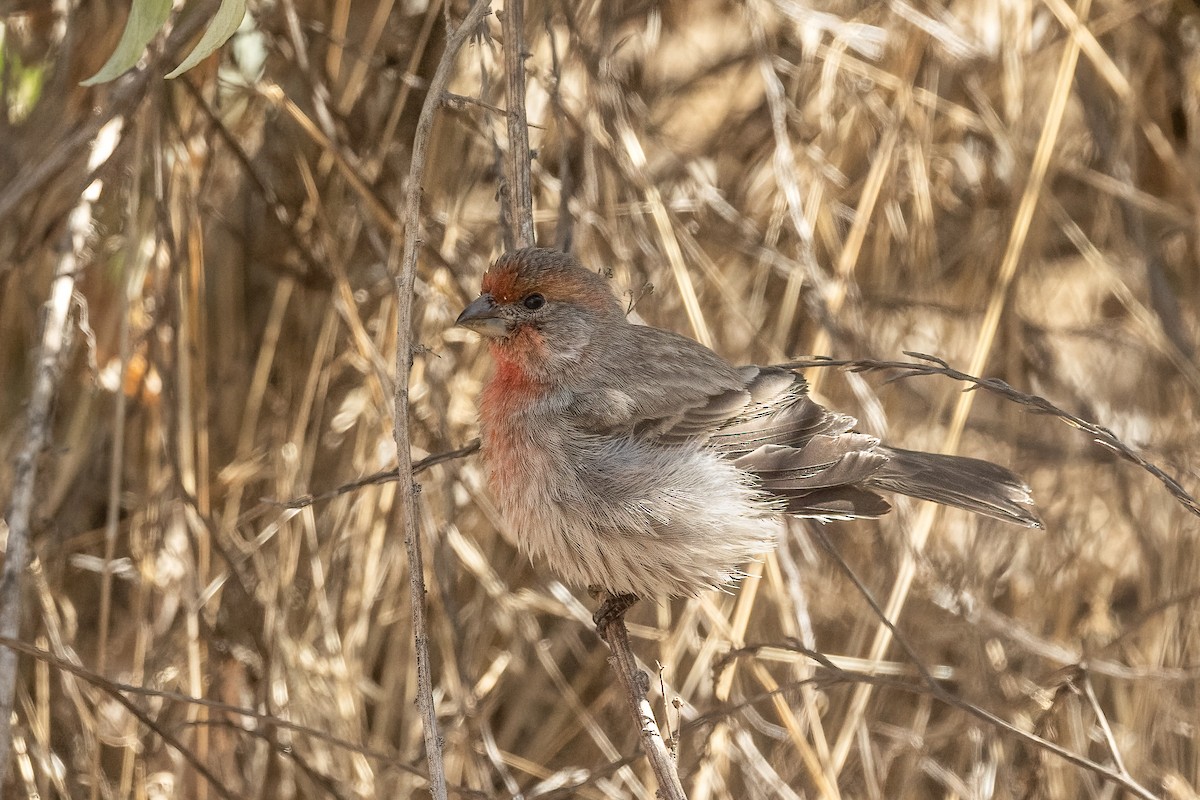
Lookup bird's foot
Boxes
[591,591,640,634]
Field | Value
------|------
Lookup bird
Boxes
[456,247,1041,615]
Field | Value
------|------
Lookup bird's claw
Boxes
[592,592,639,634]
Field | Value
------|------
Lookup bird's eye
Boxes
[522,293,545,310]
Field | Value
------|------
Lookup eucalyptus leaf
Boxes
[80,0,172,86]
[164,0,246,80]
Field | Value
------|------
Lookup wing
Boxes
[562,324,840,445]
[714,368,894,519]
[563,325,894,519]
[562,324,750,434]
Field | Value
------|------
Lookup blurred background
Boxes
[1,0,1198,797]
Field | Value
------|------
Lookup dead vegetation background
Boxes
[1,0,1199,797]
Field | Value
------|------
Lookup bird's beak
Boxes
[455,294,511,338]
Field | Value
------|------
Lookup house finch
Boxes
[456,248,1041,606]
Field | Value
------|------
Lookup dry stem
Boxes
[598,611,688,800]
[502,0,535,248]
[394,2,494,798]
[0,212,85,787]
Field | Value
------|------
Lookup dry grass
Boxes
[1,0,1199,797]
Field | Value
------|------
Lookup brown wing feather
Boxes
[563,325,747,434]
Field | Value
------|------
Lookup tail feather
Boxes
[869,447,1043,528]
[779,486,893,520]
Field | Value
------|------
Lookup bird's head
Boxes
[456,248,624,338]
[456,248,625,381]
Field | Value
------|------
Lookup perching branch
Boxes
[597,608,688,800]
[394,3,493,799]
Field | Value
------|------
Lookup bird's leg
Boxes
[590,588,640,633]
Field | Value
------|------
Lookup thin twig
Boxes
[715,637,1161,800]
[394,3,493,799]
[269,440,480,509]
[0,198,89,786]
[1080,670,1132,780]
[502,0,535,248]
[0,636,493,798]
[597,613,688,800]
[779,353,1200,519]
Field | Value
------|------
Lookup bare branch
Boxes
[502,0,535,248]
[0,197,89,787]
[597,606,688,800]
[394,3,494,799]
[269,440,480,510]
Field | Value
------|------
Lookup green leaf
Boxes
[80,0,173,86]
[165,0,247,80]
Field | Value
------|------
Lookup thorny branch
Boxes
[597,611,688,800]
[501,0,535,249]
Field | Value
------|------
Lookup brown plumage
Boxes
[457,248,1041,599]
